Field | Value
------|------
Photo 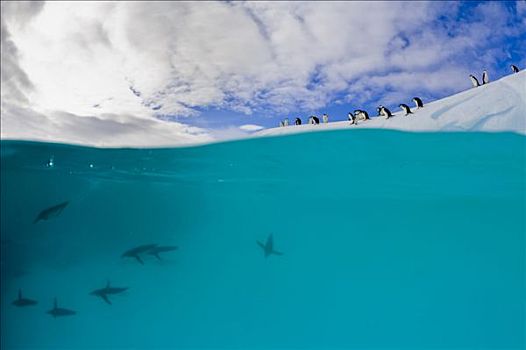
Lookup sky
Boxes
[1,1,525,146]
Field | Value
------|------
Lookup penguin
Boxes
[283,118,289,126]
[376,106,383,116]
[412,97,424,109]
[322,113,329,124]
[279,120,285,127]
[349,113,356,125]
[311,116,320,124]
[469,74,480,87]
[353,110,363,121]
[399,104,412,116]
[482,70,489,85]
[353,109,369,122]
[295,117,302,125]
[379,106,393,119]
[511,64,520,73]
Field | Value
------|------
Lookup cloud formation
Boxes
[1,1,525,146]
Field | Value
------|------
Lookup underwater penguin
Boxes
[147,245,178,261]
[469,74,480,87]
[511,64,520,73]
[482,70,489,85]
[121,244,158,265]
[322,113,329,124]
[257,234,283,258]
[90,281,129,305]
[379,106,393,119]
[12,289,38,307]
[33,201,69,224]
[399,104,413,115]
[412,97,424,109]
[295,117,302,125]
[47,298,76,318]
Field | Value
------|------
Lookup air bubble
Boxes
[45,156,55,168]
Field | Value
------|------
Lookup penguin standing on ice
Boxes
[469,74,480,87]
[376,106,383,116]
[295,117,302,125]
[379,106,393,119]
[279,120,285,127]
[322,113,329,124]
[412,97,424,109]
[348,112,355,125]
[283,118,289,126]
[399,104,413,116]
[511,65,520,73]
[354,109,369,122]
[308,116,319,125]
[482,70,489,85]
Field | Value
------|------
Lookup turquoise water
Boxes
[1,129,525,349]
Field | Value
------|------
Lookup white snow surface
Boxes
[256,71,526,137]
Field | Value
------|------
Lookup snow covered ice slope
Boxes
[257,71,526,137]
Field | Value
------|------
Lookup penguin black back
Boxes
[469,74,480,87]
[399,104,413,115]
[412,97,424,108]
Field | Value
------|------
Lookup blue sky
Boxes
[184,1,526,130]
[1,1,525,145]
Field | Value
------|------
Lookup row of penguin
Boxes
[279,65,521,127]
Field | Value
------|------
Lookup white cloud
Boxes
[239,124,264,132]
[1,1,524,146]
[0,103,211,147]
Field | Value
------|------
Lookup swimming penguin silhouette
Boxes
[257,234,283,258]
[47,298,76,318]
[12,289,37,307]
[33,201,69,224]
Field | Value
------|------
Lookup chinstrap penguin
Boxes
[482,70,489,85]
[379,106,393,119]
[412,97,424,109]
[469,74,480,87]
[399,104,413,115]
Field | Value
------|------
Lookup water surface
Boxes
[1,130,525,349]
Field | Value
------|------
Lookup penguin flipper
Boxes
[257,241,265,249]
[100,294,112,305]
[134,255,144,265]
